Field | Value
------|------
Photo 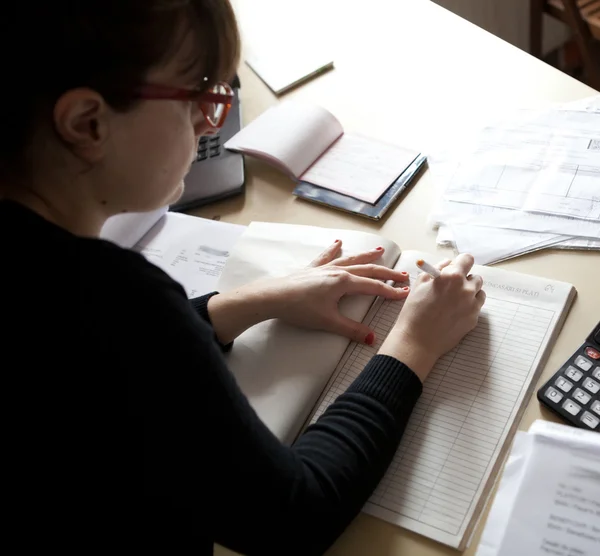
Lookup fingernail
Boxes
[401,271,409,276]
[365,332,375,346]
[334,239,341,243]
[375,246,383,251]
[402,286,410,291]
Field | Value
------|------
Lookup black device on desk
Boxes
[537,321,600,431]
[170,75,245,212]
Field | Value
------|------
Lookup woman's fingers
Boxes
[329,246,385,267]
[467,273,484,293]
[476,289,487,307]
[326,314,376,345]
[435,258,453,271]
[341,264,410,283]
[345,275,411,299]
[309,239,343,267]
[445,253,475,276]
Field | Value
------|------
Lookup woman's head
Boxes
[1,0,239,225]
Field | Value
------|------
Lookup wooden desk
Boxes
[202,1,600,554]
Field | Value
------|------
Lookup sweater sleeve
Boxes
[117,259,421,556]
[189,292,233,352]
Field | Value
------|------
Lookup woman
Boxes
[1,1,485,554]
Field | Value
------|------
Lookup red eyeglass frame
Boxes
[133,81,234,130]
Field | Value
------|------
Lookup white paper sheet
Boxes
[427,100,600,264]
[435,225,594,265]
[477,420,600,556]
[562,94,600,114]
[441,109,600,221]
[217,222,401,444]
[245,44,333,95]
[100,206,168,248]
[430,199,600,238]
[134,213,245,298]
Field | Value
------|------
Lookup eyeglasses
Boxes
[133,81,234,131]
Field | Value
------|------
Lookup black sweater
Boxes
[1,200,422,555]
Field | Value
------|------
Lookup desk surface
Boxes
[204,1,600,554]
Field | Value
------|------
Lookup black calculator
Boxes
[537,321,600,431]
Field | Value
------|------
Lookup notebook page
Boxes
[300,133,418,204]
[224,101,343,179]
[309,251,575,548]
[217,222,401,445]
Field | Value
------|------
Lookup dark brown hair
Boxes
[0,0,240,180]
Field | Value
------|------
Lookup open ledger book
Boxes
[218,223,576,550]
[101,211,576,550]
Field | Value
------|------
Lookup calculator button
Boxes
[580,411,599,430]
[582,377,599,394]
[555,377,573,392]
[565,366,583,382]
[573,388,591,405]
[593,367,600,380]
[544,387,564,404]
[562,399,581,416]
[592,400,600,416]
[574,355,593,371]
[585,347,600,360]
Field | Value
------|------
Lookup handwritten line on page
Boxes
[309,254,574,549]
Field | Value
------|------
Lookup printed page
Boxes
[478,420,600,556]
[436,225,570,265]
[217,222,401,445]
[134,212,245,299]
[441,109,600,221]
[224,101,343,179]
[437,225,600,266]
[100,206,168,249]
[429,199,600,238]
[300,133,418,204]
[309,250,575,548]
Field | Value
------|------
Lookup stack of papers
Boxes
[428,95,600,265]
[476,420,600,556]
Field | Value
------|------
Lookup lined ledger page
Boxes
[309,251,575,549]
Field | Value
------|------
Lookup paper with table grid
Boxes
[309,252,575,549]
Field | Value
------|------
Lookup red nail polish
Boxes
[365,332,375,346]
[402,286,410,291]
[375,246,383,251]
[401,271,409,276]
[334,239,341,243]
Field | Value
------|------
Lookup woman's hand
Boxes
[379,253,486,383]
[207,240,410,345]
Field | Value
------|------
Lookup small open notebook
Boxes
[224,101,422,205]
[101,212,576,550]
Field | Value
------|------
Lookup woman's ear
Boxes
[53,89,110,163]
